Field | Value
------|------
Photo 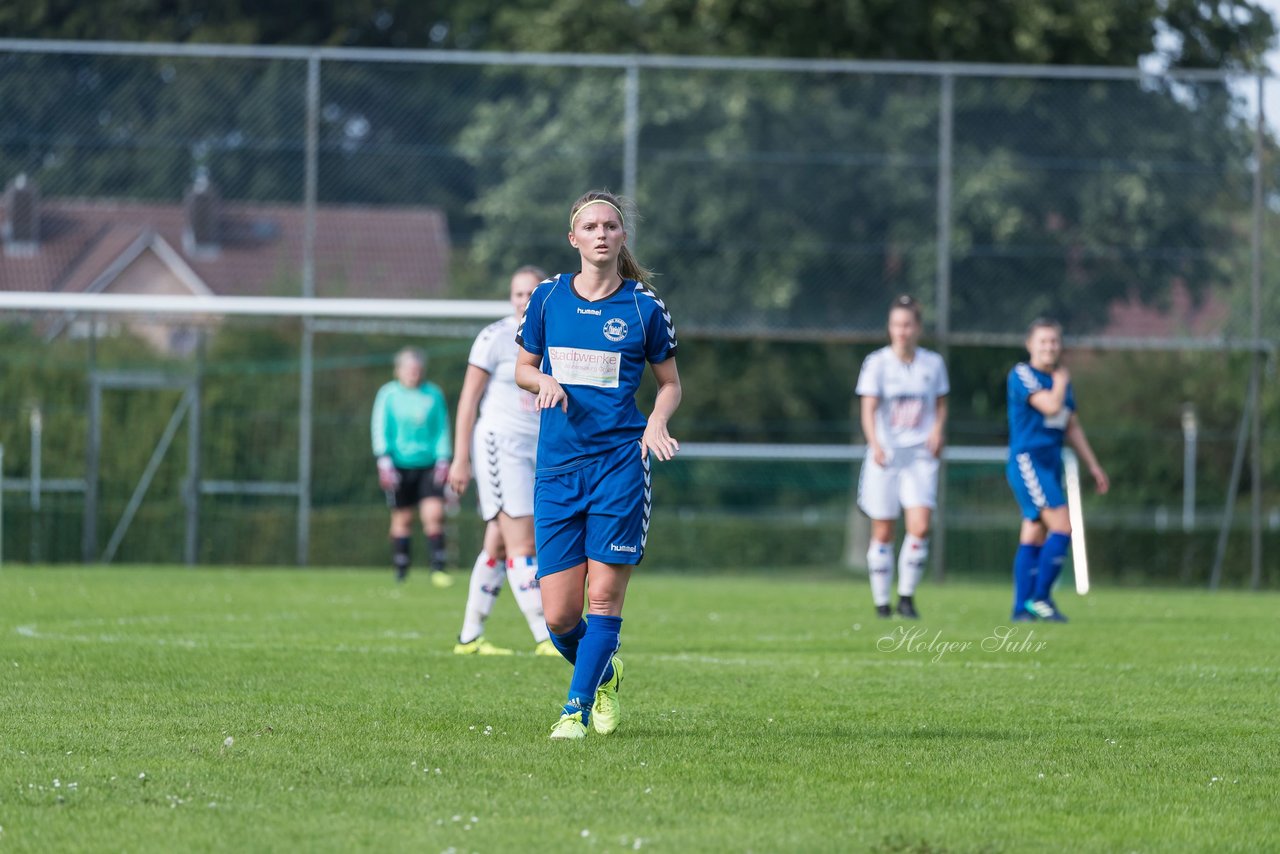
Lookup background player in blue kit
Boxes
[371,347,454,587]
[515,189,682,740]
[1006,319,1109,621]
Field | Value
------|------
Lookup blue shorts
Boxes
[1006,450,1066,520]
[534,441,651,577]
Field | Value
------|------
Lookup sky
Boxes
[1139,1,1280,128]
[1251,0,1280,125]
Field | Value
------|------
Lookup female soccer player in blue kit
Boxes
[1006,319,1108,622]
[515,190,682,740]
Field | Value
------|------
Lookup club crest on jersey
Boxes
[603,318,629,342]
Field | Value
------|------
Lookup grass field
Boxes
[1,566,1276,853]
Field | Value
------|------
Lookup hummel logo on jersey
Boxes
[609,542,638,553]
[577,307,602,316]
[603,318,629,342]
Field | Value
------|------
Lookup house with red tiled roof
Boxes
[1,174,451,352]
[1102,279,1232,340]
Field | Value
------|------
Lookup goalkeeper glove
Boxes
[377,456,400,491]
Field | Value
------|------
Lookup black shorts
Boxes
[388,466,445,509]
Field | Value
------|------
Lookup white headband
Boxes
[570,199,624,228]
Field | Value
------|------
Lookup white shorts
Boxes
[473,428,537,522]
[857,445,939,520]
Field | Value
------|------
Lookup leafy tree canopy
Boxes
[2,0,1273,71]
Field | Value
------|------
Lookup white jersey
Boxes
[469,315,540,439]
[855,346,949,451]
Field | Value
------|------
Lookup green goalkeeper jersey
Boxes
[370,380,452,468]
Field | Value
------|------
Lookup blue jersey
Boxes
[1007,362,1075,456]
[517,273,678,474]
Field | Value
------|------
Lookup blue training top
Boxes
[517,273,678,474]
[1007,362,1076,456]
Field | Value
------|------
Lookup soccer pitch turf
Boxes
[1,567,1276,853]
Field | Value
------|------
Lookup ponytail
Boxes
[617,244,654,286]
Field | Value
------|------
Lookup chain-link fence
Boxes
[0,307,1273,586]
[3,42,1277,340]
[0,41,1274,588]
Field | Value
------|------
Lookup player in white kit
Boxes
[856,295,950,619]
[447,267,557,656]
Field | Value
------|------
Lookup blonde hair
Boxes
[568,189,654,285]
[394,346,426,371]
[512,264,548,282]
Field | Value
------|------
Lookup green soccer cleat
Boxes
[592,657,624,735]
[534,639,559,657]
[549,711,587,740]
[453,636,513,656]
[430,570,455,589]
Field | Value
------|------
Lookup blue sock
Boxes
[549,619,586,665]
[1013,544,1041,616]
[564,615,621,721]
[1034,533,1072,602]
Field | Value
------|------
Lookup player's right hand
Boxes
[1052,366,1071,386]
[871,444,887,467]
[377,456,400,491]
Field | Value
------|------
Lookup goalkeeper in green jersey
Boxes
[371,347,454,587]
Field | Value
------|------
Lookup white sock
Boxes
[506,556,549,643]
[898,534,929,596]
[867,540,894,606]
[459,551,505,643]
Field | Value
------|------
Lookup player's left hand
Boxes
[447,460,472,495]
[433,460,451,487]
[641,419,680,462]
[1091,464,1110,495]
[926,428,945,458]
[534,374,569,412]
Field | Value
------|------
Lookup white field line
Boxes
[11,622,1279,674]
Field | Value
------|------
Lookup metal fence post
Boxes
[623,61,639,216]
[934,72,954,582]
[185,334,204,566]
[1249,73,1264,590]
[297,52,321,567]
[30,406,42,563]
[1181,403,1197,532]
[83,322,99,563]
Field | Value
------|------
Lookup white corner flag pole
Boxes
[1063,449,1089,594]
